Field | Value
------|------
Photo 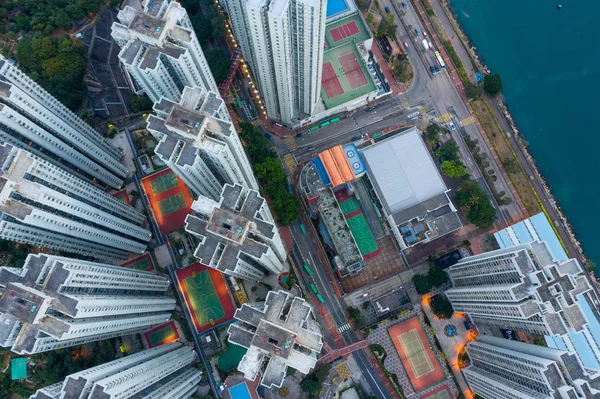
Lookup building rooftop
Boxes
[360,127,447,215]
[166,104,206,136]
[206,207,250,244]
[139,43,185,70]
[128,12,166,39]
[228,290,322,388]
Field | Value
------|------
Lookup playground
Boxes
[141,169,193,235]
[120,252,155,272]
[176,263,236,334]
[144,320,179,348]
[388,317,445,391]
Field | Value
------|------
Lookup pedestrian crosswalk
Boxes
[283,154,296,172]
[418,106,426,115]
[284,136,296,151]
[460,116,475,127]
[337,323,351,333]
[399,95,409,108]
[439,113,452,123]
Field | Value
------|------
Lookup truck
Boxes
[421,39,429,50]
[434,51,446,68]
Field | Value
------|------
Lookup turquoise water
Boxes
[327,0,349,17]
[450,0,600,264]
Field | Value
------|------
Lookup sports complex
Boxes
[144,320,179,348]
[388,317,445,392]
[321,12,376,109]
[141,168,193,235]
[175,263,236,334]
[120,252,156,272]
[336,190,379,259]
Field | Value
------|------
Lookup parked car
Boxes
[449,122,456,131]
[384,6,391,13]
[434,65,440,72]
[423,31,428,38]
[429,66,435,73]
[351,136,361,141]
[401,2,407,8]
[403,40,408,48]
[360,132,369,138]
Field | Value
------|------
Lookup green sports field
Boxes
[347,214,378,255]
[340,198,360,215]
[184,270,225,328]
[158,193,188,216]
[149,173,179,194]
[126,258,151,271]
[148,324,177,346]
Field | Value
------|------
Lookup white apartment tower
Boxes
[147,86,258,200]
[463,335,600,399]
[0,254,175,355]
[0,144,151,262]
[31,343,201,399]
[446,241,600,371]
[0,56,127,189]
[229,0,326,125]
[185,184,285,281]
[111,1,219,104]
[228,290,323,388]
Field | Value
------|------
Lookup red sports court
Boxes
[339,52,368,89]
[120,252,156,272]
[330,21,360,42]
[144,320,179,348]
[322,61,345,99]
[388,317,445,391]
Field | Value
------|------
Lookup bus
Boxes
[434,51,446,68]
[330,117,340,124]
[316,293,325,303]
[300,223,306,234]
[373,133,383,139]
[310,283,318,294]
[320,121,330,128]
[303,263,313,276]
[309,125,320,131]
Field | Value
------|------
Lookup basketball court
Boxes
[388,317,445,391]
[340,198,360,215]
[120,252,155,272]
[144,320,179,348]
[176,263,236,334]
[347,214,378,256]
[141,169,193,235]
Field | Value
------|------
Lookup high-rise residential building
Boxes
[31,342,201,399]
[147,86,258,200]
[463,335,600,399]
[228,290,323,388]
[0,254,175,355]
[445,241,600,371]
[185,184,285,281]
[0,56,127,189]
[111,0,219,104]
[228,0,327,125]
[0,144,151,261]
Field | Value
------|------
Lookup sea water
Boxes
[450,0,600,266]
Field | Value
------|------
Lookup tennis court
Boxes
[322,61,345,99]
[144,320,179,348]
[340,198,360,215]
[120,252,155,272]
[339,51,368,89]
[420,386,452,399]
[158,193,187,215]
[150,172,179,195]
[389,317,445,391]
[176,263,236,333]
[330,21,359,42]
[347,214,378,255]
[142,169,193,235]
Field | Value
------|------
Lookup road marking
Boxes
[284,136,297,151]
[460,116,475,126]
[439,113,451,123]
[283,154,296,172]
[399,95,409,108]
[418,106,426,115]
[251,119,261,126]
[366,368,387,399]
[407,111,420,119]
[337,323,351,333]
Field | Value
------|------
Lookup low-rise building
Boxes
[185,184,285,281]
[227,290,323,388]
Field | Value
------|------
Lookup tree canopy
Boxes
[412,267,448,295]
[454,179,497,228]
[424,123,444,142]
[430,295,454,319]
[483,73,502,96]
[301,364,332,398]
[438,139,460,163]
[465,82,483,99]
[378,14,397,38]
[130,96,154,113]
[205,49,230,84]
[441,160,468,178]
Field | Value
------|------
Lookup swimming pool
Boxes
[229,382,252,399]
[326,0,349,17]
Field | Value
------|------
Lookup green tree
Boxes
[190,13,213,44]
[483,73,502,96]
[366,13,374,25]
[533,337,546,347]
[355,0,370,10]
[391,56,413,83]
[441,160,468,178]
[588,260,597,274]
[301,364,331,398]
[438,139,460,163]
[14,12,31,31]
[454,179,497,227]
[465,82,483,99]
[427,266,449,286]
[362,300,371,310]
[130,96,154,113]
[424,123,443,142]
[378,14,397,38]
[205,49,230,83]
[347,306,364,326]
[412,274,431,295]
[501,157,520,174]
[255,157,286,187]
[31,36,57,61]
[430,295,454,319]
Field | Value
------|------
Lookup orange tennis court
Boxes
[322,61,345,99]
[141,168,193,235]
[339,52,368,89]
[388,317,445,391]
